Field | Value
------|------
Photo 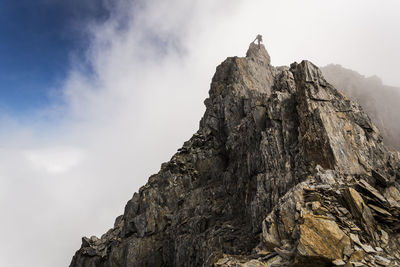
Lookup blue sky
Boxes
[0,0,109,115]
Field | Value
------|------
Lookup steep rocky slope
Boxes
[70,43,400,267]
[321,64,400,151]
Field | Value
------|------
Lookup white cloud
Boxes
[1,0,399,266]
[24,147,85,174]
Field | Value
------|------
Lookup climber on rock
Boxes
[253,34,263,47]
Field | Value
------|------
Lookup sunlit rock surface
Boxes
[70,42,400,267]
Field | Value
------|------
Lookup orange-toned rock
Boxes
[297,214,350,261]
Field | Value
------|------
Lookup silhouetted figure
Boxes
[253,34,263,47]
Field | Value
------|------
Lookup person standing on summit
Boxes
[253,34,263,47]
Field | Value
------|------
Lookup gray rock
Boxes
[70,41,400,267]
[375,255,391,266]
[321,64,400,151]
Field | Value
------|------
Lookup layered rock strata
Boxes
[70,43,400,267]
[321,64,400,151]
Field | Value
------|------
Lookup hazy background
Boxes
[0,1,399,266]
[322,64,400,151]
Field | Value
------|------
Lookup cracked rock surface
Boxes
[70,43,400,267]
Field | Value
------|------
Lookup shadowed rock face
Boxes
[70,43,400,267]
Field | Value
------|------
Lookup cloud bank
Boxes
[0,0,399,266]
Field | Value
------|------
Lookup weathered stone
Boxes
[70,40,400,267]
[246,43,271,65]
[350,234,376,254]
[333,259,346,266]
[375,255,391,266]
[384,186,400,205]
[297,214,350,260]
[321,64,400,151]
[358,179,387,204]
[343,188,376,237]
[343,244,354,257]
[349,250,365,262]
[350,262,365,267]
[380,230,389,246]
[372,170,392,186]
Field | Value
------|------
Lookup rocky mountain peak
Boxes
[70,40,400,267]
[246,43,271,65]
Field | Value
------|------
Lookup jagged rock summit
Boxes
[71,41,400,267]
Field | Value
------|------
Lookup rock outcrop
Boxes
[321,64,400,151]
[70,42,400,267]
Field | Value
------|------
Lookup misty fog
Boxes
[322,64,400,150]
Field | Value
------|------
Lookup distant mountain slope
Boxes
[321,64,400,150]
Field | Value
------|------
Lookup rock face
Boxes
[321,64,400,151]
[70,43,400,267]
